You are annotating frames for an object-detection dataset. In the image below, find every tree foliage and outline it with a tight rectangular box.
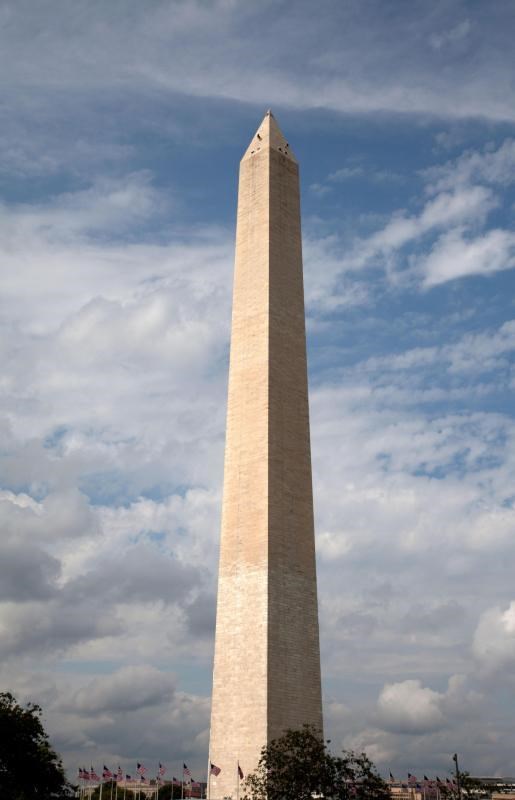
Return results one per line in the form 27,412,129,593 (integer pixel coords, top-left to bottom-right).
243,725,389,800
0,691,73,800
158,782,184,800
89,781,123,800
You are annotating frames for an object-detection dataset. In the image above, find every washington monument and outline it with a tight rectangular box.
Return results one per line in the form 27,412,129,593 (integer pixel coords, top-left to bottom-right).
209,111,323,798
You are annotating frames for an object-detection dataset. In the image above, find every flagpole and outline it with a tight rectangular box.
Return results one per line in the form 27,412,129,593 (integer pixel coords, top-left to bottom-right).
236,762,239,800
100,779,103,800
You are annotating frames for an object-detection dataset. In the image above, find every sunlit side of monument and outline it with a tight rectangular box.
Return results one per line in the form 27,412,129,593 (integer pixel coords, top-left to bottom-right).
208,112,323,799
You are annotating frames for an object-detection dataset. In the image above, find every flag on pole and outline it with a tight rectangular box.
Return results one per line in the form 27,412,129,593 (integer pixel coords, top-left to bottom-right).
103,766,113,779
408,773,418,785
238,765,244,780
137,763,148,776
159,763,166,777
91,767,100,781
116,767,123,782
210,763,221,777
126,775,132,782
78,768,84,780
141,776,146,784
184,764,192,778
83,769,90,781
389,772,395,782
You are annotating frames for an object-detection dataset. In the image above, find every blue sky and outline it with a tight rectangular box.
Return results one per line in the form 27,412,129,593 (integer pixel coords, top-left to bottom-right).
1,0,515,783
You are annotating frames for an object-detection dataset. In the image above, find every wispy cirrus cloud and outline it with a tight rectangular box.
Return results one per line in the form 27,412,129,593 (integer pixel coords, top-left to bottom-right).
1,1,515,122
311,138,515,292
1,0,515,781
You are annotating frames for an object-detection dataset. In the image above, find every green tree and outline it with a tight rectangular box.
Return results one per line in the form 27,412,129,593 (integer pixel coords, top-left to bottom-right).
243,725,389,800
0,691,74,800
158,782,184,800
89,780,119,800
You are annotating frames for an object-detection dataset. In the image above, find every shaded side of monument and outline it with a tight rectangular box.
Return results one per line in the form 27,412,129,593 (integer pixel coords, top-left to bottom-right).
208,111,323,799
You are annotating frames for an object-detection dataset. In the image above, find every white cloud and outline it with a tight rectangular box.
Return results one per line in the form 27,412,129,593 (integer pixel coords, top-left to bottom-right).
421,228,515,286
0,5,515,774
377,679,446,733
1,665,210,775
1,2,515,122
346,185,496,275
473,602,515,671
331,138,515,289
375,675,481,737
358,318,515,376
429,20,471,51
328,166,365,181
69,666,176,714
424,139,515,192
342,727,397,766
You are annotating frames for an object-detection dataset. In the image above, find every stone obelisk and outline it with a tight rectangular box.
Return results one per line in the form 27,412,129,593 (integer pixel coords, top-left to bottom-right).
209,111,322,799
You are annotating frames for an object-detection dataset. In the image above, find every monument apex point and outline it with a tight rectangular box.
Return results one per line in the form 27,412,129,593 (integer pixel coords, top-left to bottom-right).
242,109,297,162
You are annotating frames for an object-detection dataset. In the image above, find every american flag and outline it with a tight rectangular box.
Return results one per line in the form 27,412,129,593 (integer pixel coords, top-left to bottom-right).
159,763,166,777
90,768,100,782
116,767,123,782
408,773,418,785
210,763,221,777
82,769,90,781
172,777,181,785
238,765,244,780
126,775,132,782
183,763,192,778
78,768,84,779
137,763,148,776
140,776,146,784
103,766,113,779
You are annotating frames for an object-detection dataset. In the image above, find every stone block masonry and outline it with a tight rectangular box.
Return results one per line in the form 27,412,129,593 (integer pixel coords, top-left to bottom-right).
208,111,323,800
